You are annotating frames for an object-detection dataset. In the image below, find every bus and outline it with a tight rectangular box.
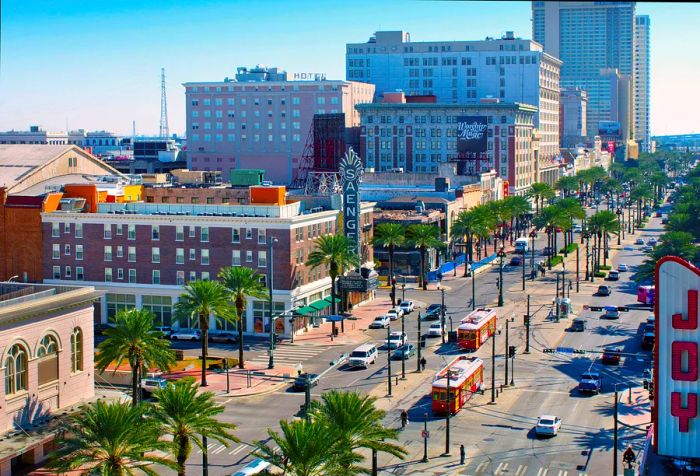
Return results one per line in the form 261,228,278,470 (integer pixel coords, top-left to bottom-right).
515,237,529,254
457,308,497,351
431,356,483,415
637,285,655,305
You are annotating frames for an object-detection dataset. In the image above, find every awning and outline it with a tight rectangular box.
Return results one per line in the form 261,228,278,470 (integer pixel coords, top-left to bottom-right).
294,306,316,316
324,296,341,304
309,299,331,311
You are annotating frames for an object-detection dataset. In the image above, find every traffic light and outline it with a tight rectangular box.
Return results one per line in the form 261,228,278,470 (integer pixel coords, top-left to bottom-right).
509,345,516,358
523,315,530,326
543,348,555,354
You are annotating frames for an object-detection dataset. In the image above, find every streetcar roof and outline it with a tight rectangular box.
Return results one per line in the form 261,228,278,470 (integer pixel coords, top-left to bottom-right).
432,356,482,389
458,308,496,330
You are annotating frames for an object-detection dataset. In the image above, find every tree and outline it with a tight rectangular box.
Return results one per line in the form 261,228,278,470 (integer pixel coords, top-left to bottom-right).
554,198,585,255
533,206,568,269
527,182,555,215
406,224,442,290
503,195,531,241
635,231,699,282
373,223,406,306
306,235,361,316
451,205,493,276
47,400,175,475
151,378,238,476
218,266,269,369
588,210,620,268
95,308,176,406
175,280,235,382
310,390,406,464
486,199,513,252
555,176,579,198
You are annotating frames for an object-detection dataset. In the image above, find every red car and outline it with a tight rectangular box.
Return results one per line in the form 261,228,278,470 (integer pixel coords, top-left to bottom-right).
602,348,622,365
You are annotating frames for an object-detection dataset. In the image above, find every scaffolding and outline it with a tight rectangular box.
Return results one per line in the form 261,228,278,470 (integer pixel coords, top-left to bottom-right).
291,114,347,194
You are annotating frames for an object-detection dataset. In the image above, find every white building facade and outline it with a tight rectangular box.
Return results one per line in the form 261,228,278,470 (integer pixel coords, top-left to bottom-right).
635,15,651,152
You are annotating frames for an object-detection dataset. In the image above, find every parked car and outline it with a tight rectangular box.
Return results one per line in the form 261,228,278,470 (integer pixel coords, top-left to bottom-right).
655,211,663,217
141,377,168,396
618,264,629,272
607,270,620,281
292,373,319,391
427,322,445,337
573,224,583,233
385,331,408,349
602,348,622,365
209,332,237,343
571,318,586,332
604,306,621,319
369,315,391,329
509,256,523,266
170,329,201,341
578,372,602,394
635,238,645,245
398,300,415,314
392,343,416,360
347,344,378,368
535,415,562,437
641,245,653,253
596,285,612,296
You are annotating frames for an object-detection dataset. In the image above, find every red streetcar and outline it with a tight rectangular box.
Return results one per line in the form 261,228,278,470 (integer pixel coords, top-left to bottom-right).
431,356,483,415
457,308,497,351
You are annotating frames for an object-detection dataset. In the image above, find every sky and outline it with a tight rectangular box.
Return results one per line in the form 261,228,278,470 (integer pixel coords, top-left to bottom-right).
0,1,698,137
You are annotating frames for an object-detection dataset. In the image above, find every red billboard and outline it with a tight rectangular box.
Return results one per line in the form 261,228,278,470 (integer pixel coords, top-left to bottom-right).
655,256,700,457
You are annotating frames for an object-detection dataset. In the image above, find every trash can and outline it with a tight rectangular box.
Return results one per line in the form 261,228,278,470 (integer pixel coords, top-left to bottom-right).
448,331,457,343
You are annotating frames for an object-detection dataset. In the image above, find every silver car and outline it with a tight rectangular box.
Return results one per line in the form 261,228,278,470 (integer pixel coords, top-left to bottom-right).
209,332,237,343
170,329,202,341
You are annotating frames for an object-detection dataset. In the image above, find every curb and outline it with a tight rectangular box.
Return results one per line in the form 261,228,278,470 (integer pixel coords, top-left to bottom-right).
220,381,287,398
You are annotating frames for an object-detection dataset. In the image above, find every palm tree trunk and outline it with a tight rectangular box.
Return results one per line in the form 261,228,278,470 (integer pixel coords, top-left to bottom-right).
237,303,245,369
330,274,337,315
603,234,608,267
200,314,209,386
177,436,189,476
553,230,558,267
421,248,427,290
131,362,140,407
389,246,396,306
547,231,552,270
463,235,471,277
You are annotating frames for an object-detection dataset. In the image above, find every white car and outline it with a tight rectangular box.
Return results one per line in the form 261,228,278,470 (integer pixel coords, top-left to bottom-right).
427,322,445,337
385,331,408,349
535,415,562,436
170,329,202,341
618,263,629,272
140,377,168,395
386,307,404,320
399,300,415,314
369,315,391,329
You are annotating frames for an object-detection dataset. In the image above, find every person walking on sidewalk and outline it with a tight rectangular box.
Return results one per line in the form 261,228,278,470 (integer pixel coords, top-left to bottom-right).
400,409,408,429
420,356,427,372
460,444,466,465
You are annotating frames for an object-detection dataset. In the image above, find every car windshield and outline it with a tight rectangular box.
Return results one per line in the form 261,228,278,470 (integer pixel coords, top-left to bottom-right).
539,419,555,425
373,317,385,322
351,351,368,358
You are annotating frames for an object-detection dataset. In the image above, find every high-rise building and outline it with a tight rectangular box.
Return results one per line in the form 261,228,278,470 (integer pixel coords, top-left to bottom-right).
635,15,651,152
532,1,636,142
346,31,562,163
560,87,588,148
183,65,374,184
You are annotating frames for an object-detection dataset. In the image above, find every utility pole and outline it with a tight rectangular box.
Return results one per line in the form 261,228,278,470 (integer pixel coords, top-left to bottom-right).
422,413,429,462
417,312,422,372
555,273,561,322
471,261,476,310
490,325,496,404
505,318,510,386
268,236,279,369
444,368,451,456
441,288,446,344
576,245,580,293
614,388,619,476
401,313,406,379
524,294,531,354
497,247,505,307
387,325,392,397
522,248,526,291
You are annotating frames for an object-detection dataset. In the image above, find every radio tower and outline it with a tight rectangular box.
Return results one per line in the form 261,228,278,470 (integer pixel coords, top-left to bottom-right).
159,68,169,138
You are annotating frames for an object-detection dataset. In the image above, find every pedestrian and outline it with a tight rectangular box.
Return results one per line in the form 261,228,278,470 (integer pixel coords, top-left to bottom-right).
420,356,427,372
460,444,466,465
400,409,408,429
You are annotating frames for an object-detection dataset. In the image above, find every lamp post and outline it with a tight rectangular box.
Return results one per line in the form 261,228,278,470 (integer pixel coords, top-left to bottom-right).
440,288,446,344
401,279,406,303
401,313,406,380
529,230,537,277
387,325,392,397
416,312,423,373
524,294,531,354
521,244,526,291
470,261,476,310
268,236,279,370
616,208,622,245
576,242,580,293
613,384,623,476
504,316,513,386
497,247,506,307
490,323,497,404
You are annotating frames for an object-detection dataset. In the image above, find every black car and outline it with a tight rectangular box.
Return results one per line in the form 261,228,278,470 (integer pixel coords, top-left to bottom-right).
596,285,612,296
292,373,319,391
423,304,445,320
509,256,523,266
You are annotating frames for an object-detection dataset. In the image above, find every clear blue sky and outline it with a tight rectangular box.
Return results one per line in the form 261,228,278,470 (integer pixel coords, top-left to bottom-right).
1,1,697,136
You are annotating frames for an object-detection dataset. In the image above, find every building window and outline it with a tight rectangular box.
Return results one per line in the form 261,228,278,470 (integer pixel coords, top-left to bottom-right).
177,271,185,285
75,223,83,238
142,295,173,326
201,271,210,281
201,249,209,265
36,335,59,386
116,224,123,236
245,228,252,240
128,224,136,240
64,222,70,234
52,266,60,279
152,225,160,240
105,268,113,282
176,248,184,264
232,250,241,266
201,227,209,242
128,246,136,262
117,268,124,280
152,247,160,263
104,246,112,261
4,344,28,395
189,271,197,282
52,223,60,238
52,244,60,260
76,266,84,280
128,269,136,283
106,293,135,321
176,225,184,241
64,266,72,278
189,249,196,261
116,246,123,258
189,226,196,238
246,251,253,262
70,328,83,373
232,228,240,243
104,224,112,239
258,251,267,268
257,229,266,244
152,270,161,285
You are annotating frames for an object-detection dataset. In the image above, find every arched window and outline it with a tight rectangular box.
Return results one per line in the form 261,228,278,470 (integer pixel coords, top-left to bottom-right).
70,328,83,373
37,335,59,386
5,344,28,395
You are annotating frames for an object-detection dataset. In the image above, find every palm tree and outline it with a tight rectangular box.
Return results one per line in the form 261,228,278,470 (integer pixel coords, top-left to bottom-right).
95,308,176,406
634,231,698,282
310,390,406,465
406,224,442,290
218,266,269,369
503,195,531,241
588,210,620,269
555,176,579,198
554,198,585,256
254,418,354,476
373,223,406,306
533,206,568,269
151,377,238,476
527,182,555,215
451,205,493,276
47,400,175,475
175,280,235,383
487,200,513,252
306,235,361,316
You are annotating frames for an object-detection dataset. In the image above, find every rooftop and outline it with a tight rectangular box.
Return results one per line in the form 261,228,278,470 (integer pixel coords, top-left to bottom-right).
0,282,101,326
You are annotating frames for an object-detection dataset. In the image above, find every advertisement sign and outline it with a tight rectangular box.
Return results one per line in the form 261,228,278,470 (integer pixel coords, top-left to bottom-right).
292,72,327,81
456,116,488,153
598,121,622,138
655,256,700,457
502,180,510,198
339,148,364,257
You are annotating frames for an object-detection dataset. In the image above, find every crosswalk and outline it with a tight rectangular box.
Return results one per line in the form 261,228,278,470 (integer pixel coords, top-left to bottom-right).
246,344,333,367
465,460,588,476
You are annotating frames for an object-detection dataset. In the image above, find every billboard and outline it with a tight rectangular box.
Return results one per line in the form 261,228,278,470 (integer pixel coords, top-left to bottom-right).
655,256,700,458
456,116,488,153
339,148,364,257
598,121,622,138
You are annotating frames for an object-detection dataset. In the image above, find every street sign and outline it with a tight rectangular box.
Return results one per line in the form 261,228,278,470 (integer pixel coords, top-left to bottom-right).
421,430,430,438
556,346,575,354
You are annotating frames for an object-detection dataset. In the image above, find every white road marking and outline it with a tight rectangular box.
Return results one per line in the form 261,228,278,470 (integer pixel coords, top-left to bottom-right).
212,444,228,455
536,468,548,476
475,461,490,474
229,444,247,455
515,465,528,476
494,462,508,475
558,471,568,476
196,442,216,454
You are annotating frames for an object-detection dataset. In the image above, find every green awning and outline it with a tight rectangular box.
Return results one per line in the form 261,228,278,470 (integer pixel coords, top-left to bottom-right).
309,299,332,311
294,306,316,316
324,296,341,304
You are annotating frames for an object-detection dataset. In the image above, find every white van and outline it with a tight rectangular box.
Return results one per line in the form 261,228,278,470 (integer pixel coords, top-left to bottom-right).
348,344,378,369
515,237,529,254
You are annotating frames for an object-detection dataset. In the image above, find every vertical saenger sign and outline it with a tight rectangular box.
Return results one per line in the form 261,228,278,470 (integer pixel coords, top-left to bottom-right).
655,256,700,457
339,148,364,257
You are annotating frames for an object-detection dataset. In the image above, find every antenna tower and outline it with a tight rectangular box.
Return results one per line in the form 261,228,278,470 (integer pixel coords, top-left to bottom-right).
159,68,169,138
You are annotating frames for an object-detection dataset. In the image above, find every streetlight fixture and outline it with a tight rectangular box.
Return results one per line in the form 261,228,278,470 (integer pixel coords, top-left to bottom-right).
497,247,506,307
268,236,279,370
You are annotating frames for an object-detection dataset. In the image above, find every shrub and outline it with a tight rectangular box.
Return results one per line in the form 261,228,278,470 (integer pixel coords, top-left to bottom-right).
599,265,612,271
550,255,564,267
594,271,607,278
559,243,579,254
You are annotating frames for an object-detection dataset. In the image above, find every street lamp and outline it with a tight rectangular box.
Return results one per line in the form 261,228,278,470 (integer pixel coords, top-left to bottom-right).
268,236,279,370
616,208,622,245
497,247,506,307
529,230,537,280
504,316,514,386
